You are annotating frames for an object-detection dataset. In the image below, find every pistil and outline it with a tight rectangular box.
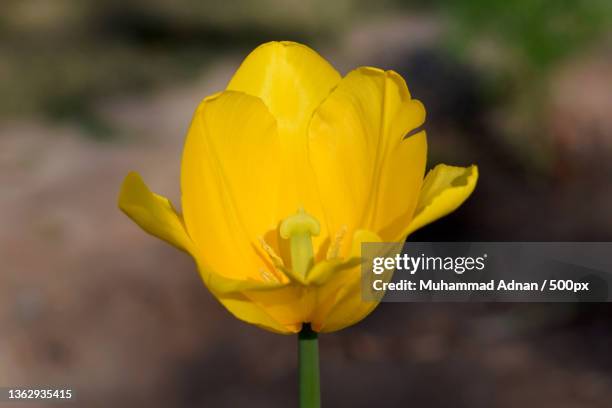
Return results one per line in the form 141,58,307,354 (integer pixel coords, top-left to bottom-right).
280,208,320,278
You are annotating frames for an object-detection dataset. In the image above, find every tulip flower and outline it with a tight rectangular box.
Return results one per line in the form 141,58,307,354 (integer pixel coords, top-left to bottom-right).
118,41,477,407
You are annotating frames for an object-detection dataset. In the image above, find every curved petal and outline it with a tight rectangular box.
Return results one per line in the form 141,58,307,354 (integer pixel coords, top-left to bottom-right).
198,259,308,333
309,67,427,249
227,41,341,252
235,285,306,334
309,230,387,333
212,290,299,334
404,164,479,237
197,260,299,334
181,90,285,283
118,172,194,253
227,41,341,135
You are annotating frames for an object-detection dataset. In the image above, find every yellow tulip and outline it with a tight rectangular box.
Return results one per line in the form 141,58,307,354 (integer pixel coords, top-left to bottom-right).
118,41,478,335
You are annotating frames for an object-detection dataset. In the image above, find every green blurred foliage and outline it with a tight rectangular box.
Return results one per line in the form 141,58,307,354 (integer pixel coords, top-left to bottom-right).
429,0,612,70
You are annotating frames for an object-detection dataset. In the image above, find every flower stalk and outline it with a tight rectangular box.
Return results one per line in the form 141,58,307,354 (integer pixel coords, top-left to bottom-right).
298,323,320,408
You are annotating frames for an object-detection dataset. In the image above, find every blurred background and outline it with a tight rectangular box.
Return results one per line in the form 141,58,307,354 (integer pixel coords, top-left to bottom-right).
2,0,612,407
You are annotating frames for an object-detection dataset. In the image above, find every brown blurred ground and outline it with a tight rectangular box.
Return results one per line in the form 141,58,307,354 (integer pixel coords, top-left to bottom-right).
2,2,612,407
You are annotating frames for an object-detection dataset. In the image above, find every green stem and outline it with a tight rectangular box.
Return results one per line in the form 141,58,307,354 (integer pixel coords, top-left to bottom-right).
298,323,320,408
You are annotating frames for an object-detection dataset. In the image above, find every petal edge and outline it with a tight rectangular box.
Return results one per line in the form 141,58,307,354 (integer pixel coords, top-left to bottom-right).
404,164,478,238
118,171,193,253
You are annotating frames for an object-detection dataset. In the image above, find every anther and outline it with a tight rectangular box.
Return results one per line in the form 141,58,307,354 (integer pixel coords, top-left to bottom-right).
327,225,347,260
258,237,285,268
259,268,278,283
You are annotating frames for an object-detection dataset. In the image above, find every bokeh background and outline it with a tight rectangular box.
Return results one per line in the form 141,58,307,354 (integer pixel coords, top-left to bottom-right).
2,1,612,407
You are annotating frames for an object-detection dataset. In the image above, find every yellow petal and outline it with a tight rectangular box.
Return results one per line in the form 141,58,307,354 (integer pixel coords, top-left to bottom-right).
309,230,386,333
212,290,299,334
180,90,321,333
227,41,341,135
118,171,194,253
234,284,306,333
200,255,306,333
404,164,479,237
227,41,341,253
309,67,427,249
181,90,285,283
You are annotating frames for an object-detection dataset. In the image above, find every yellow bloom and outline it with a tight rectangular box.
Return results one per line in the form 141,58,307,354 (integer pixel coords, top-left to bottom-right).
118,41,478,334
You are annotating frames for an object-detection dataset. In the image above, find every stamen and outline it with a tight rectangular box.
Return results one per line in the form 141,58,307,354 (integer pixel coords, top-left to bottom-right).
259,268,278,282
326,225,348,260
258,237,285,268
